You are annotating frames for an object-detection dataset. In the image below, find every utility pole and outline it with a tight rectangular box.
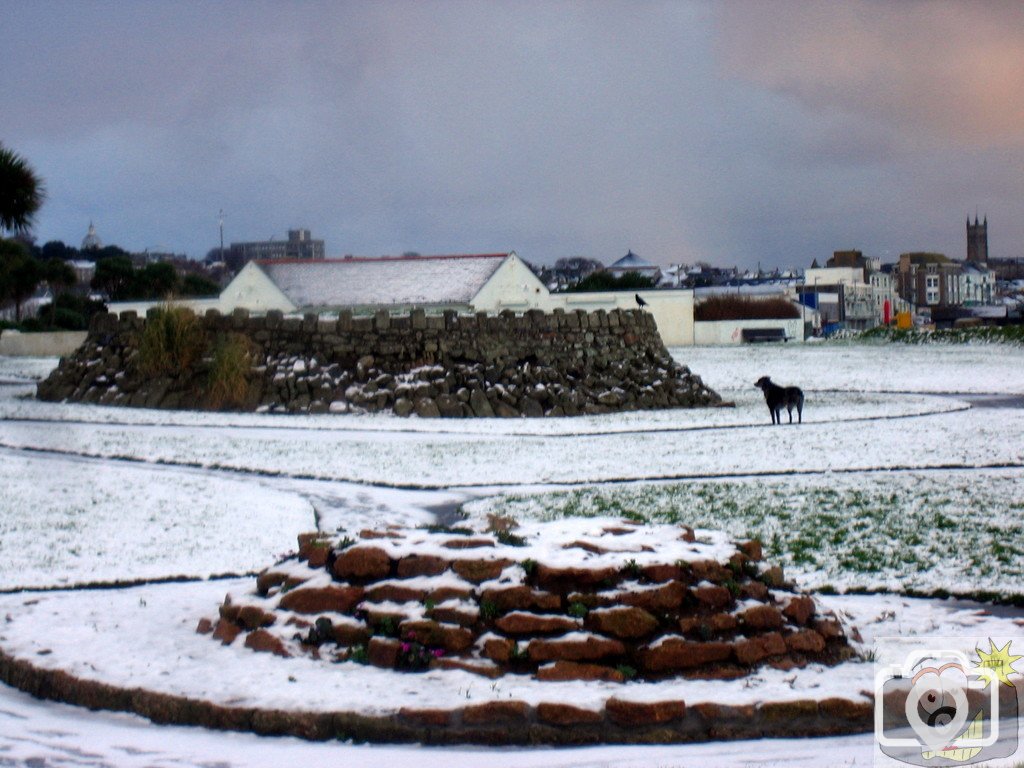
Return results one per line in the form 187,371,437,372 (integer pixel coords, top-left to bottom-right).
219,209,225,263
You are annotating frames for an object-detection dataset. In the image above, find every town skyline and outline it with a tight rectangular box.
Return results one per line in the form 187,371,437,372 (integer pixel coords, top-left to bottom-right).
3,1,1024,268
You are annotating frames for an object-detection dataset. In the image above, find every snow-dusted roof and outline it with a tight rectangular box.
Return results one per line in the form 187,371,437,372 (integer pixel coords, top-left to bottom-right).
608,250,659,272
256,253,511,310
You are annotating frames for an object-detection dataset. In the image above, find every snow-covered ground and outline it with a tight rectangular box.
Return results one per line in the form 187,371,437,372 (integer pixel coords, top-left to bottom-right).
677,342,1024,395
1,343,1023,767
0,450,314,589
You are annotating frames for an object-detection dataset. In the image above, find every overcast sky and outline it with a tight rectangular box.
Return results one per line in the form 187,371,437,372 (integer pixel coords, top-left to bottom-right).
2,1,1023,269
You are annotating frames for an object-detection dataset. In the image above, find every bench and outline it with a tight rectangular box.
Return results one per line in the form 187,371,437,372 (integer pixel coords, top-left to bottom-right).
741,327,788,343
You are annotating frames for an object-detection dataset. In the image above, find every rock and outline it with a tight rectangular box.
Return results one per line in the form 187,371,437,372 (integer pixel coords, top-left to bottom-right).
738,604,783,630
739,581,769,601
495,612,579,635
536,702,604,725
237,605,276,630
329,620,371,646
605,698,686,727
738,539,763,561
367,637,401,668
297,533,332,567
441,537,495,549
452,558,510,582
758,699,818,722
332,546,392,580
414,397,441,418
482,636,515,663
479,586,561,612
528,634,626,663
690,560,732,582
429,604,478,626
585,606,659,639
812,617,844,639
639,637,733,672
520,396,543,417
212,619,241,645
818,697,873,721
469,388,495,417
462,701,530,725
785,629,826,654
618,581,685,612
365,583,427,603
680,612,738,635
692,585,732,610
535,661,625,683
494,401,520,418
244,629,290,657
398,620,474,652
782,596,816,626
733,632,787,665
279,585,364,615
393,397,414,417
398,708,452,727
396,554,450,577
535,565,620,590
426,584,474,602
195,617,214,634
641,563,684,582
436,393,464,418
760,565,785,587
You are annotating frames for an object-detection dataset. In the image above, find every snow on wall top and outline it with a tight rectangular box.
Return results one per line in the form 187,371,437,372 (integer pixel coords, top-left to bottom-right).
256,253,511,310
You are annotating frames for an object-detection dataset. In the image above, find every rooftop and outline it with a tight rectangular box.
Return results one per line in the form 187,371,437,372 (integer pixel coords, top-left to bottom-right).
255,253,511,310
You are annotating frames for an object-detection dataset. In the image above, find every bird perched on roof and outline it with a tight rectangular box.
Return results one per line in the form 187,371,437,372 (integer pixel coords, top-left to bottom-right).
635,294,648,307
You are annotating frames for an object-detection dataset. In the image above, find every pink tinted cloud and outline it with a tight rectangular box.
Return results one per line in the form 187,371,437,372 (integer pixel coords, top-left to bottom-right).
715,1,1024,148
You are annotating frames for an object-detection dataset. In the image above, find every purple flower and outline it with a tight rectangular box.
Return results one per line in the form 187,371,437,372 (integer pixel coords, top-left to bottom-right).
432,648,445,657
401,643,411,652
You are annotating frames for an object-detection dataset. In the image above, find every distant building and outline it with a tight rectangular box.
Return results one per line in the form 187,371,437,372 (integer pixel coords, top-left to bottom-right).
606,250,662,283
955,261,996,306
897,253,959,307
227,229,325,271
81,222,102,251
967,215,988,264
67,260,96,288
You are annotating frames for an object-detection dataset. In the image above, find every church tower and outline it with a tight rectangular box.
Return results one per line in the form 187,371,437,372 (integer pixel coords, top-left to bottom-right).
967,215,988,263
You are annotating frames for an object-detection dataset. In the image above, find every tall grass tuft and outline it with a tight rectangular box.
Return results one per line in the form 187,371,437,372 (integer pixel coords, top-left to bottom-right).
206,332,256,410
136,305,204,377
694,295,800,321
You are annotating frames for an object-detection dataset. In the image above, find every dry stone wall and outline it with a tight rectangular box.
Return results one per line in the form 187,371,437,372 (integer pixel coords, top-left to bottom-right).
206,519,856,683
37,307,721,416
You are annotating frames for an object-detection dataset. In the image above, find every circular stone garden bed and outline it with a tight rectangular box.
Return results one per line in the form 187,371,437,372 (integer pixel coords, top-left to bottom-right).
189,517,874,742
0,518,878,746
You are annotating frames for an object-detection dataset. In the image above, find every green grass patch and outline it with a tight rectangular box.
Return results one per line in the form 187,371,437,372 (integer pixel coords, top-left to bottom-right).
466,471,1024,601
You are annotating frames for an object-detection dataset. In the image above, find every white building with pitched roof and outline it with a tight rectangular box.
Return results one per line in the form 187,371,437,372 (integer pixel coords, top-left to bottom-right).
106,252,708,345
220,251,550,313
107,252,554,316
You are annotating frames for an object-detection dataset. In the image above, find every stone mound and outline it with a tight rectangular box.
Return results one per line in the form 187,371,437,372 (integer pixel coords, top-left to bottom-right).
37,307,722,416
203,518,855,682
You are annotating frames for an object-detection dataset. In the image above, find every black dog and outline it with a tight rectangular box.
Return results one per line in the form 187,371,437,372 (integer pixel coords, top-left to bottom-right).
754,376,803,425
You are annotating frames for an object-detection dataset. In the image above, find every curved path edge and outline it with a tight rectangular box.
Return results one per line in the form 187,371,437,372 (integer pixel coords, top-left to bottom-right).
0,648,872,746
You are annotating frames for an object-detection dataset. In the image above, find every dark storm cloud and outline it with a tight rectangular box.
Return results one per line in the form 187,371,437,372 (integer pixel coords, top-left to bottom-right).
2,1,1023,268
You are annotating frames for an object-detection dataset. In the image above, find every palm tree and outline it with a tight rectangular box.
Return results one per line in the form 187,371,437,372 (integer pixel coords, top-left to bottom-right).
0,142,45,234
